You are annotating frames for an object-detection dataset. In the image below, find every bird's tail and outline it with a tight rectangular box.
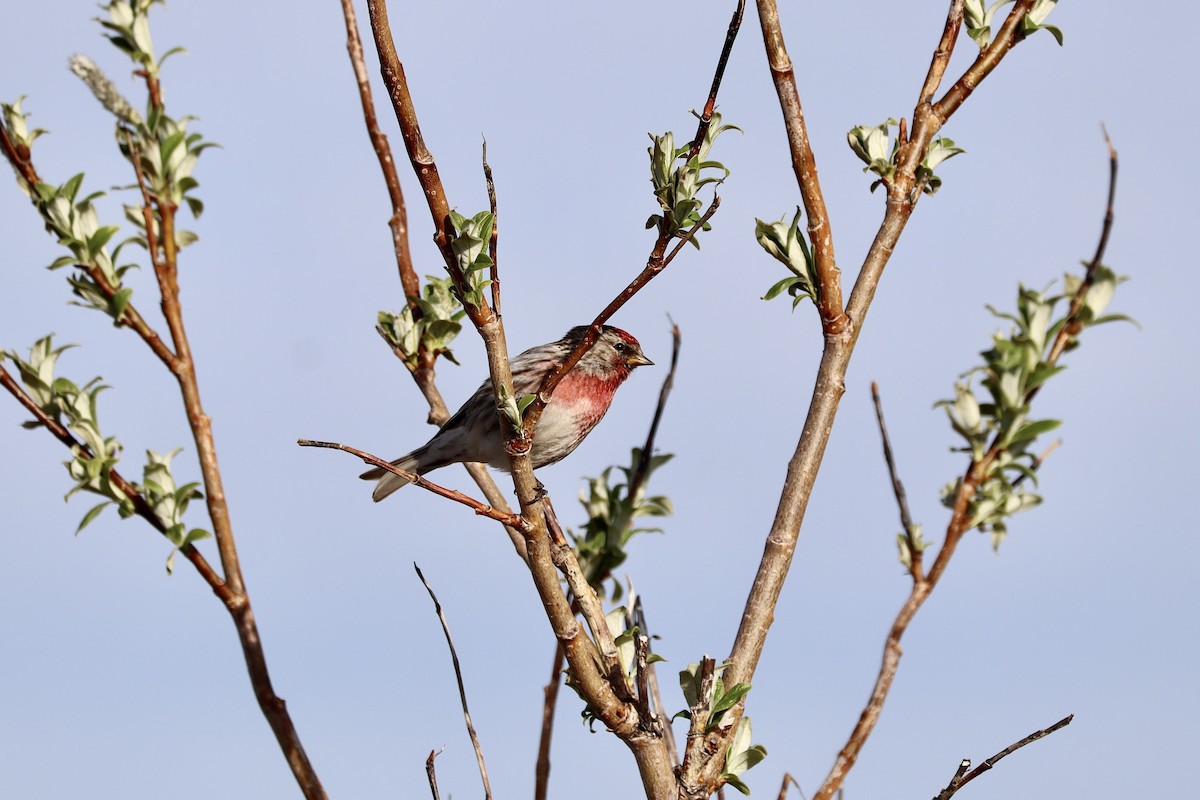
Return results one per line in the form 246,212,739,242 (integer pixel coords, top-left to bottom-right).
360,449,425,502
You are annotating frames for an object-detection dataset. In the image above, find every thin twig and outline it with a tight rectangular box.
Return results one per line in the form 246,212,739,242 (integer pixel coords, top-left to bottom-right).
933,715,1073,800
685,0,746,161
297,438,529,530
534,646,565,800
425,748,443,800
340,0,420,305
1046,127,1117,364
523,198,719,441
483,138,501,315
414,564,494,800
776,773,807,800
871,381,923,582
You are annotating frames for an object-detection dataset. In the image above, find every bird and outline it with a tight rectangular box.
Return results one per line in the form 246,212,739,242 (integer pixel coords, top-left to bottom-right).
362,325,653,501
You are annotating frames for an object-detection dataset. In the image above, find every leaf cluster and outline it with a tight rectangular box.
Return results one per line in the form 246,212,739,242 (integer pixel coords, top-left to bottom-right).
937,267,1128,548
378,275,466,368
572,447,674,600
756,207,819,309
847,119,964,195
646,112,738,245
965,0,1062,49
447,210,494,310
2,337,207,568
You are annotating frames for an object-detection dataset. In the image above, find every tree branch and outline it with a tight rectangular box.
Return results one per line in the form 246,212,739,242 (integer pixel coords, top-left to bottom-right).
871,381,923,582
933,715,1073,800
534,646,565,800
340,0,421,305
414,563,494,800
754,0,846,333
297,438,530,530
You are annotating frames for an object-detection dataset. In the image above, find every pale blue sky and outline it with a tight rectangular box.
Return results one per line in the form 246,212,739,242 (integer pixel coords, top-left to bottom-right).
2,2,1195,798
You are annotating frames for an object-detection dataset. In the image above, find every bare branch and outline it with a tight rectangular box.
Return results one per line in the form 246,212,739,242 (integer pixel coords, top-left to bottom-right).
297,438,530,530
685,0,746,161
425,748,443,800
414,564,494,800
934,715,1074,800
534,646,565,800
339,0,420,304
776,773,808,800
483,138,501,314
871,381,923,582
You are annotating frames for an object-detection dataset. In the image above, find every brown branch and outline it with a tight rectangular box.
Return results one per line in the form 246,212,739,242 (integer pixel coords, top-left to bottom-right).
933,0,1036,123
776,773,807,800
425,748,443,800
340,0,421,305
871,381,923,582
693,3,1048,797
297,438,529,530
534,646,565,800
365,0,491,327
934,715,1074,800
0,361,227,597
917,1,965,107
414,563,494,800
755,0,846,333
483,138,501,315
150,159,326,800
685,0,745,161
347,1,525,562
543,497,629,695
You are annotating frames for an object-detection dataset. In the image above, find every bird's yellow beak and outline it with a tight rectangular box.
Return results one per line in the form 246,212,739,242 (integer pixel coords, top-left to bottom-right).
626,351,654,368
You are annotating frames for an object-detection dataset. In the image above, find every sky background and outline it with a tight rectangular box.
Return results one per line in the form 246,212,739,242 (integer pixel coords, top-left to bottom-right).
2,2,1195,798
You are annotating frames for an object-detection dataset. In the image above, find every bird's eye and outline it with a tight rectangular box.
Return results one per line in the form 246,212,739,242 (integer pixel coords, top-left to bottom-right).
614,342,627,353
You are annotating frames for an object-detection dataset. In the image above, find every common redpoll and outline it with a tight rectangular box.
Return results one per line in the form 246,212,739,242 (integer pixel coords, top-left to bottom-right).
362,325,653,501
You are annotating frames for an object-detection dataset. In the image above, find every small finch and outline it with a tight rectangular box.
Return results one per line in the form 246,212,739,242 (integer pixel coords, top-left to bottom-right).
362,325,653,501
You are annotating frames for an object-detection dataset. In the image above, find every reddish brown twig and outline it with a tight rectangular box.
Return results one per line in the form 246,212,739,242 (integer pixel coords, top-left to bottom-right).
522,198,719,442
414,564,494,800
340,0,420,305
534,646,566,800
425,748,443,800
297,438,530,530
685,0,745,161
871,381,923,582
934,715,1073,800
